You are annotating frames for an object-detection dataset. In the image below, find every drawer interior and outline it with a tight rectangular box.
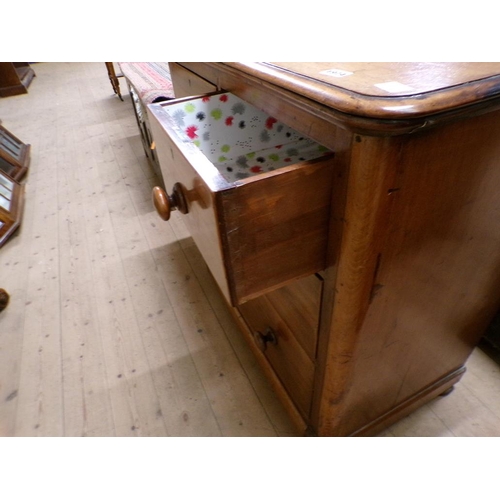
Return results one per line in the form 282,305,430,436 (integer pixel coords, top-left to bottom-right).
163,92,331,183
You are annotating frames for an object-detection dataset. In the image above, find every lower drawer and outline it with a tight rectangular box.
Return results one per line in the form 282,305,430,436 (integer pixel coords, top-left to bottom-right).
237,273,323,417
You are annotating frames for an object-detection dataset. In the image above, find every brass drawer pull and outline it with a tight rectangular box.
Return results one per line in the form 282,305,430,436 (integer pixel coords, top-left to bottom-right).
152,182,188,221
254,327,278,352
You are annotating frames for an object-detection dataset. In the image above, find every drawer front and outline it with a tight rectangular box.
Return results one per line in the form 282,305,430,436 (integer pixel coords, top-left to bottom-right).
147,92,336,305
169,63,218,98
238,273,323,417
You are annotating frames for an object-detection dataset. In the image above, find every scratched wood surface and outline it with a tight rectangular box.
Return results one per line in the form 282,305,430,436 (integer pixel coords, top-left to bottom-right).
0,62,499,437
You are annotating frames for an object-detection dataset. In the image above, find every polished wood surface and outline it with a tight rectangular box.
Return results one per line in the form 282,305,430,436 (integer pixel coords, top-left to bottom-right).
181,62,500,135
167,62,500,436
152,183,188,221
0,63,35,98
233,62,500,118
319,110,500,436
268,62,500,96
152,185,171,221
219,156,335,303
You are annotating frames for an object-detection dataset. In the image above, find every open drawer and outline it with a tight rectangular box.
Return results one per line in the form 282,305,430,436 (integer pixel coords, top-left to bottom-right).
147,92,336,305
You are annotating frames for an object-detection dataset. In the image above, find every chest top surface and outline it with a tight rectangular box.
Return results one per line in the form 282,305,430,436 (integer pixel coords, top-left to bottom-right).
219,62,500,122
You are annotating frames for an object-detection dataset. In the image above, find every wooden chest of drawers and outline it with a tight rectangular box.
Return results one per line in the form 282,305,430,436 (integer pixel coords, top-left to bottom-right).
148,62,500,436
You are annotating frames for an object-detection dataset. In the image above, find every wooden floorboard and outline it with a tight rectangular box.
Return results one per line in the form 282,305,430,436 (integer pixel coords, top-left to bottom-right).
0,62,499,437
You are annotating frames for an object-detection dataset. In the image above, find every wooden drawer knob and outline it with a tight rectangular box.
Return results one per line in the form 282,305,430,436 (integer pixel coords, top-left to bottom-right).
152,182,188,221
253,327,278,352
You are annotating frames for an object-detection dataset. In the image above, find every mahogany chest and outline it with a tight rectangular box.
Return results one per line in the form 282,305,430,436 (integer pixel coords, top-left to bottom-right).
147,62,500,436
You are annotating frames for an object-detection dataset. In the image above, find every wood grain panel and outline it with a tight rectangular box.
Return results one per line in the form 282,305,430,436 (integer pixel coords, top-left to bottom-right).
238,274,323,417
169,63,218,98
317,109,500,436
219,157,335,303
180,62,500,135
261,273,323,360
227,62,500,121
269,62,500,97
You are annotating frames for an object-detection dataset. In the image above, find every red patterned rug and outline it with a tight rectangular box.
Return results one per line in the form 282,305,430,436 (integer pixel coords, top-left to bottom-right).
118,62,175,104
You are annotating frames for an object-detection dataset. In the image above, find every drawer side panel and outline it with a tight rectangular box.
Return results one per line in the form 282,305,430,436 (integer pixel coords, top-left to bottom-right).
148,105,232,302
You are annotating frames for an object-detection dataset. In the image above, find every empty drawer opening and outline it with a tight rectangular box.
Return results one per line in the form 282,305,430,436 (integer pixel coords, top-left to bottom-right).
164,92,332,183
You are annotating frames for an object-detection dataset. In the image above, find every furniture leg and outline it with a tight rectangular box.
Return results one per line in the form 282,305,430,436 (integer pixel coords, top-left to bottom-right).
0,289,9,312
105,63,123,101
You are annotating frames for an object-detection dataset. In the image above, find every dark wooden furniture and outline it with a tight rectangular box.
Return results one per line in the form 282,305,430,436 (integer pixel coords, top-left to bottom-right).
481,309,500,363
0,171,24,247
0,288,9,312
0,125,30,181
105,62,123,101
147,62,500,436
0,63,35,98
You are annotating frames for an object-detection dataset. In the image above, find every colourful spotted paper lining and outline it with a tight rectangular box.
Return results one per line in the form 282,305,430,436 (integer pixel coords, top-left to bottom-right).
165,93,332,183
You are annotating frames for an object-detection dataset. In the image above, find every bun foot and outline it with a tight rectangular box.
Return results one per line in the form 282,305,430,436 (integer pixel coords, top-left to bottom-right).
439,385,455,397
0,289,10,312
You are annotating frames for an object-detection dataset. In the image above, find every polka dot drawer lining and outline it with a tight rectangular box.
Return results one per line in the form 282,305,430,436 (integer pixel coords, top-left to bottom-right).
165,92,332,183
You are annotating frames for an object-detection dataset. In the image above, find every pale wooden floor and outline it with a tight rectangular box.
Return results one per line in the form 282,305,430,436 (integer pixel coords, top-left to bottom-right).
1,62,499,437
